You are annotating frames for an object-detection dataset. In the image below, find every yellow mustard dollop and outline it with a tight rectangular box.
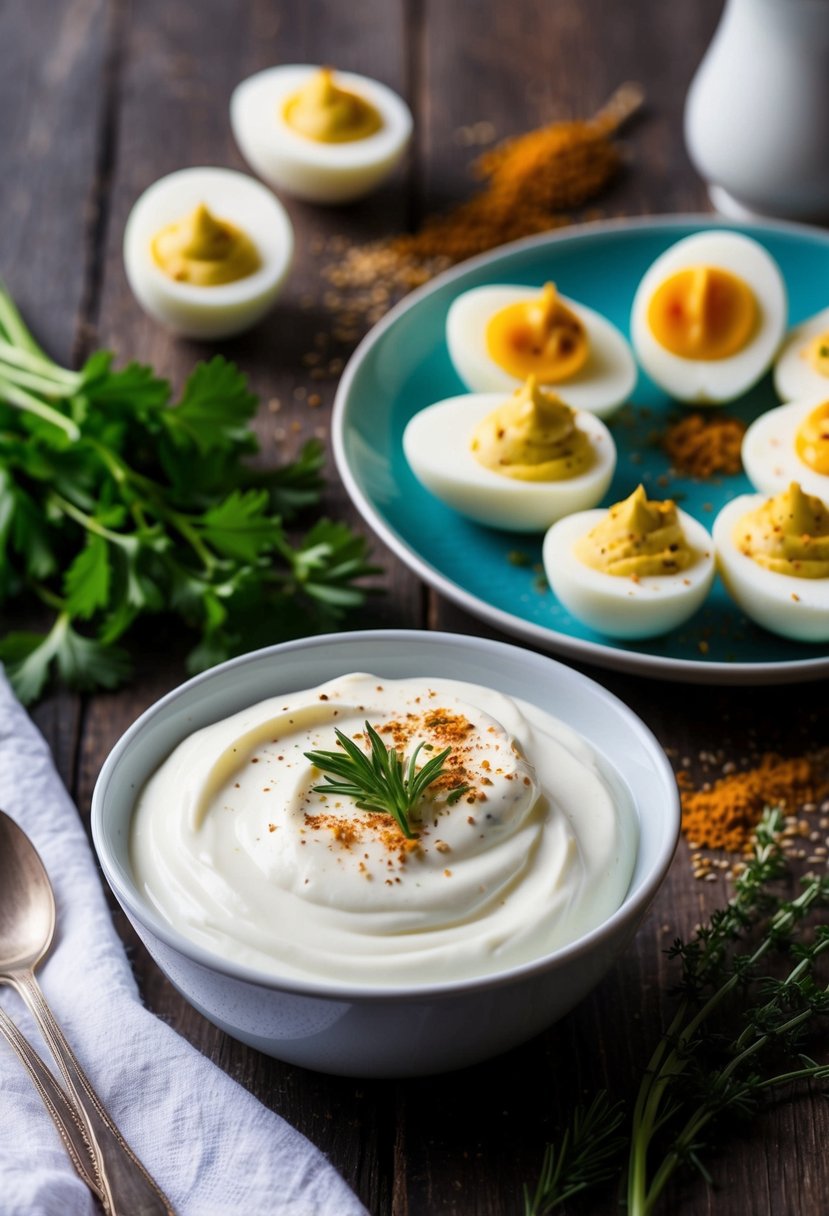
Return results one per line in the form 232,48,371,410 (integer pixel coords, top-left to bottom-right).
470,376,595,482
647,265,757,360
806,332,829,378
151,203,261,286
574,484,694,577
485,283,589,383
733,482,829,579
795,401,829,476
283,67,383,143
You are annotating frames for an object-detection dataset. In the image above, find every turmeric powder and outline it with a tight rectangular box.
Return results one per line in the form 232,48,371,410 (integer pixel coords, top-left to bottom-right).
680,751,829,853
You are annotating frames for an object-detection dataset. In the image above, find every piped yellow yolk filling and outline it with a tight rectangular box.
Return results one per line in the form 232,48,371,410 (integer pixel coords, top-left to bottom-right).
795,401,829,476
734,482,829,578
647,265,757,360
151,203,261,286
283,67,383,143
485,283,589,383
574,484,694,577
470,375,595,482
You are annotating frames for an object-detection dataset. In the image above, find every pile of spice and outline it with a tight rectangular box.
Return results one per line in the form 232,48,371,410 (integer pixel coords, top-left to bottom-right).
662,411,746,479
679,749,829,879
318,82,644,332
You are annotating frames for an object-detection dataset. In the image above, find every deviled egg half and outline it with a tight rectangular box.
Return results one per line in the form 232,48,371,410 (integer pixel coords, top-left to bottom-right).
542,485,715,638
630,231,787,403
446,282,637,419
774,306,829,401
742,395,829,500
713,482,829,642
230,65,413,204
403,376,616,532
123,167,294,339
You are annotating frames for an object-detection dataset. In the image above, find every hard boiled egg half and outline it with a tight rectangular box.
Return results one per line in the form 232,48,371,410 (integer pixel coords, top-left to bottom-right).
123,167,293,339
542,485,715,638
774,306,829,401
403,376,616,532
742,394,829,500
446,282,636,419
630,231,787,403
713,482,829,642
230,65,413,204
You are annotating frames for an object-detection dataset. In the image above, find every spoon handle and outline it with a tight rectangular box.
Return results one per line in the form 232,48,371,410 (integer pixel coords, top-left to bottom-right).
0,1006,105,1202
9,970,175,1216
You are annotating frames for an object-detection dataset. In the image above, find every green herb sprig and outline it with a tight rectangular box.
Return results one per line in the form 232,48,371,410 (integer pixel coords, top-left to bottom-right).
304,720,469,838
0,282,378,703
525,806,829,1216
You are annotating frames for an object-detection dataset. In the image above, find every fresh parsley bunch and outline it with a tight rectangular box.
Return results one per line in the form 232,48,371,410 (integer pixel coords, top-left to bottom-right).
0,283,377,703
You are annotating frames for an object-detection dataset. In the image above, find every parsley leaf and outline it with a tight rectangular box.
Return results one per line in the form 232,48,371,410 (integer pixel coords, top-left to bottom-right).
0,284,379,704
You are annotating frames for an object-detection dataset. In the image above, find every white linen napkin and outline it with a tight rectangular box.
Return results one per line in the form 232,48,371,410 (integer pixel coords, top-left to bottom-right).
0,672,368,1216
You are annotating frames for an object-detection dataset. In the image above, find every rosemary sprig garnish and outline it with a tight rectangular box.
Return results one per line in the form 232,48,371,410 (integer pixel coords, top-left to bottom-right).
304,720,469,839
523,1092,626,1216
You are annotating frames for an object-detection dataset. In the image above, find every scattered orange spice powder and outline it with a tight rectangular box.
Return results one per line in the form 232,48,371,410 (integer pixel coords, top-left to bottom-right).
319,83,644,322
662,412,746,479
679,751,829,853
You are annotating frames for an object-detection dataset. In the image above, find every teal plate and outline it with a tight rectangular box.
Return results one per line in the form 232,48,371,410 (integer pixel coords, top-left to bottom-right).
333,216,829,684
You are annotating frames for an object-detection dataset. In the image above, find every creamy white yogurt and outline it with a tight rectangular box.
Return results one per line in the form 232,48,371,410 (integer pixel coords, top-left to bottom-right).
130,673,637,987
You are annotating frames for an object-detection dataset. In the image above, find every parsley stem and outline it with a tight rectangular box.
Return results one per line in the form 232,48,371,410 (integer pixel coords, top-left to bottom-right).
0,282,45,358
0,373,80,440
0,335,80,386
48,492,138,551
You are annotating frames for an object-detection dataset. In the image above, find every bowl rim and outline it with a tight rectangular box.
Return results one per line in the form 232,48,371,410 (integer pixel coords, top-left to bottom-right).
91,629,680,1003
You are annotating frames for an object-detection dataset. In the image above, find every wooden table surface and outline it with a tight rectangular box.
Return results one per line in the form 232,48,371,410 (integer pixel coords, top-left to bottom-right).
3,2,828,1213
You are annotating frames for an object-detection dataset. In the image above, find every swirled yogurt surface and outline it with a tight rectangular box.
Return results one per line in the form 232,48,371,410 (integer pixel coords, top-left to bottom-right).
130,673,637,987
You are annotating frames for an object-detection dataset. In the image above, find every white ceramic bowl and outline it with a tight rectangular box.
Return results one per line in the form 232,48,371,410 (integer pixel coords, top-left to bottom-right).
123,166,294,339
91,630,679,1078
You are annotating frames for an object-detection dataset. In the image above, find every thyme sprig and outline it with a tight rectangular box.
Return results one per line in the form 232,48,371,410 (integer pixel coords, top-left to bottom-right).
304,720,469,839
526,806,829,1215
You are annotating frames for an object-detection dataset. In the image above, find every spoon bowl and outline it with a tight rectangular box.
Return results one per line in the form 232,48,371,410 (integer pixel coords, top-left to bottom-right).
0,812,56,972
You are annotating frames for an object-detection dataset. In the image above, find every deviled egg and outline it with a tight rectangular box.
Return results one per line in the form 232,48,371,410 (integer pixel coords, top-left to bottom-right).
542,485,715,638
230,65,413,204
773,306,829,401
123,167,293,339
630,231,787,403
742,395,829,499
713,482,829,642
403,376,616,532
445,282,636,419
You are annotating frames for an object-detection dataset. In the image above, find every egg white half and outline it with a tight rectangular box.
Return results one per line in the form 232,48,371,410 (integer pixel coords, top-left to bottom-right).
445,285,637,419
742,396,829,499
773,306,829,401
403,393,616,532
123,167,294,339
713,494,829,642
630,231,787,403
542,508,715,638
230,65,413,204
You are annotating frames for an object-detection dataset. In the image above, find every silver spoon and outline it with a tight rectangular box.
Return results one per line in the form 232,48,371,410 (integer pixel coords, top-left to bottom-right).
0,809,174,1215
0,1004,104,1200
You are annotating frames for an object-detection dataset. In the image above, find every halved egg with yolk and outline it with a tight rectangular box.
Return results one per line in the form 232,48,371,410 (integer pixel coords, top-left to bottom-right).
446,283,637,419
403,378,616,532
630,231,786,403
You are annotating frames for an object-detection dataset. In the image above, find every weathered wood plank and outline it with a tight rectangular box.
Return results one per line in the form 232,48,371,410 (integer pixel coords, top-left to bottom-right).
0,0,113,788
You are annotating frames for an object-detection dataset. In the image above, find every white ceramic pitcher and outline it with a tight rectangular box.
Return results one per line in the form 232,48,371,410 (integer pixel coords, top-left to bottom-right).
685,0,829,222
